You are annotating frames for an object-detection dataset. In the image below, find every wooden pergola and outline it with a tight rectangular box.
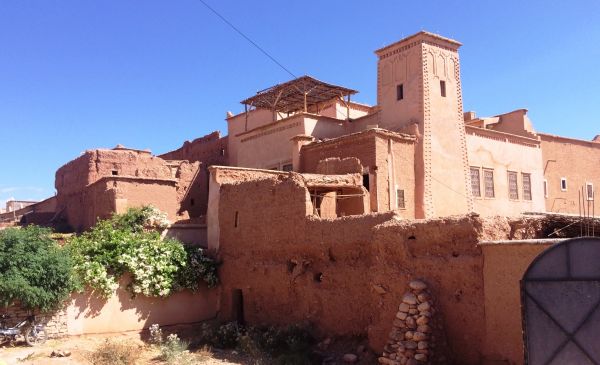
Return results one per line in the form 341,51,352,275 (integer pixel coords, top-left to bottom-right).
240,75,357,123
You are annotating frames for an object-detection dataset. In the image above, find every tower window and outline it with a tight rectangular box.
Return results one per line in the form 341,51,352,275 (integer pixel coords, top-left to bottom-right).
543,179,548,198
560,177,567,191
396,84,404,101
440,80,446,97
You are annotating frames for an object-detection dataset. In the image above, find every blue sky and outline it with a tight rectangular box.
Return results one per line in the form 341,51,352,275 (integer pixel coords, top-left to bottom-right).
1,0,599,205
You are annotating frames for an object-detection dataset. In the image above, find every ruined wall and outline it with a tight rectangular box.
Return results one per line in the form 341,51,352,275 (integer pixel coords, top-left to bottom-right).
55,148,201,230
301,129,415,217
159,131,228,167
540,133,600,214
215,170,524,364
63,177,178,231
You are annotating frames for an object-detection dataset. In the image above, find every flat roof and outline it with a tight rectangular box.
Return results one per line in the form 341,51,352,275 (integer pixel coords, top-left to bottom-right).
241,75,357,114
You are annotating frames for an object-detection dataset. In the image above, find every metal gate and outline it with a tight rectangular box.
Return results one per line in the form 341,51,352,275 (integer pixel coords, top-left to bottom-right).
522,237,600,364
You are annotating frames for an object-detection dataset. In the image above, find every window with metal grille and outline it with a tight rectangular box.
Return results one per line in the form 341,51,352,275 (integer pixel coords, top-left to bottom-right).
484,169,495,198
587,183,594,201
470,167,481,197
522,173,532,200
397,189,405,209
508,171,519,200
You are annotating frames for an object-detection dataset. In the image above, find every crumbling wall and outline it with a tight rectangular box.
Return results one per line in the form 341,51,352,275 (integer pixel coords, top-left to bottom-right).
215,170,497,364
160,131,228,167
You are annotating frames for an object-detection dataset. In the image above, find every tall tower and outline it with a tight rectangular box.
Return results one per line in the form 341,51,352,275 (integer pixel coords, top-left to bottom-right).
375,31,473,218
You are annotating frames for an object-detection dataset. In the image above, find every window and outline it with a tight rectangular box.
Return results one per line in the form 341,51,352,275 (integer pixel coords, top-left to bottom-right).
470,167,481,197
220,148,226,156
282,164,293,172
508,171,519,200
234,211,239,228
396,84,404,101
560,177,567,191
362,173,370,191
587,183,594,201
543,179,548,198
440,80,446,97
522,173,532,200
484,169,495,198
111,170,118,176
397,189,405,209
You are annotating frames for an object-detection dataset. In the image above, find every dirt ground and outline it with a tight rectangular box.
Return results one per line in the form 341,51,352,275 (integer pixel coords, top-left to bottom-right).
0,333,377,365
0,334,247,365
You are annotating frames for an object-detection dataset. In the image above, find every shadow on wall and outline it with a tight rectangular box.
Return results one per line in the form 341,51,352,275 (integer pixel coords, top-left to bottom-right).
66,276,218,335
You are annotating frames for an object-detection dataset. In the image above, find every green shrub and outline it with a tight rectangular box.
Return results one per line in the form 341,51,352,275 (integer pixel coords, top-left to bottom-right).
66,207,218,298
0,226,75,311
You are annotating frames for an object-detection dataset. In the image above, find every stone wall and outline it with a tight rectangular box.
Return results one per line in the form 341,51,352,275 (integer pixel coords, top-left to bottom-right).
3,304,68,338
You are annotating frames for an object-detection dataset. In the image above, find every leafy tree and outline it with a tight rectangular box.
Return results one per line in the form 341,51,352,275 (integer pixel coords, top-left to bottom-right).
0,226,75,311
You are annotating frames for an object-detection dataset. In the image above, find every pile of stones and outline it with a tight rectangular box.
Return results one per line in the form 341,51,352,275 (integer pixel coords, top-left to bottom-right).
379,280,434,365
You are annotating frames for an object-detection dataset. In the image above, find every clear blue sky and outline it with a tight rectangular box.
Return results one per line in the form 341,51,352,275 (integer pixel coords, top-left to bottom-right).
1,0,599,205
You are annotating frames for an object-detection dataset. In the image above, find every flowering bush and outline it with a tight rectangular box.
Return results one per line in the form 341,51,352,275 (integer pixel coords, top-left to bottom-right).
67,207,218,298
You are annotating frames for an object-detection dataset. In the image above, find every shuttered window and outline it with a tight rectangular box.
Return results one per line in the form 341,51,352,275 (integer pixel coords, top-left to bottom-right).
484,169,495,198
522,173,532,200
397,189,405,209
508,171,519,200
470,167,481,197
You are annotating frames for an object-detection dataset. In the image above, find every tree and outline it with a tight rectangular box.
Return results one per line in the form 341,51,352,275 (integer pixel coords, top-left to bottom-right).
0,226,75,311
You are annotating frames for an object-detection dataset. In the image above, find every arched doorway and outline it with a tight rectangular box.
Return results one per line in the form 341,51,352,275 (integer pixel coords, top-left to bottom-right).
522,237,600,364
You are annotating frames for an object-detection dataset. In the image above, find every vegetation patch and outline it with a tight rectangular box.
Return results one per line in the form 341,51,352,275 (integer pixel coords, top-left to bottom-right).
67,206,218,298
0,226,75,311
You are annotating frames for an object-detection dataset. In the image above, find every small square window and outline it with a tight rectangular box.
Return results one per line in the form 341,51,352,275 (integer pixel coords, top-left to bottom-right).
440,80,446,97
396,84,404,101
560,178,567,191
111,170,118,176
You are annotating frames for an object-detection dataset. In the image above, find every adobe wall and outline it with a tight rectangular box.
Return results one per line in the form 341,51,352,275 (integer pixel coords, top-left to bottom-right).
301,129,416,217
159,131,228,167
66,277,217,335
466,127,545,216
540,133,600,214
55,148,204,230
215,169,547,364
65,177,178,231
480,241,550,365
